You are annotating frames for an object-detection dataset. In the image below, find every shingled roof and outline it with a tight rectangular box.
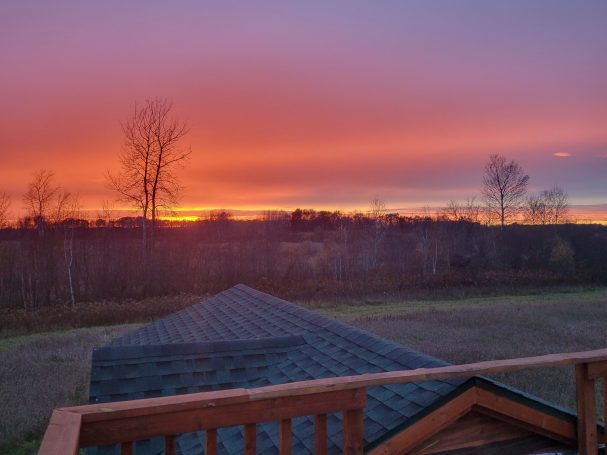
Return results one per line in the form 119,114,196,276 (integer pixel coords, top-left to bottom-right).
89,284,575,455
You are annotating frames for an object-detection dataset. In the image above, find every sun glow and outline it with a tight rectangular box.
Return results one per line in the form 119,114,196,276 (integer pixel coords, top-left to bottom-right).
159,215,200,222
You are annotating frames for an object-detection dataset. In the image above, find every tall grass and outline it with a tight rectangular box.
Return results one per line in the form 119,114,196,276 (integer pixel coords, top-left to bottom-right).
351,296,607,411
0,326,136,451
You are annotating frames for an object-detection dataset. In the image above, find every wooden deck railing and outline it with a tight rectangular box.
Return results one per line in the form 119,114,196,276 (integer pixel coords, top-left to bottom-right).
39,348,607,455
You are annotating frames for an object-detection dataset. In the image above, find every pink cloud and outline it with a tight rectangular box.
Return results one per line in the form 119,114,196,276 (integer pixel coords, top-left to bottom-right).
553,152,571,158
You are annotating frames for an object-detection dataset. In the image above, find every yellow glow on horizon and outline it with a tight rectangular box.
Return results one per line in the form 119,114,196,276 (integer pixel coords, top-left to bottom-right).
159,215,200,222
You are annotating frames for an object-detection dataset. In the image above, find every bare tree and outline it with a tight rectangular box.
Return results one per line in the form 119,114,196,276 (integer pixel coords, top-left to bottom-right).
525,185,569,225
108,103,155,249
367,196,386,270
60,195,81,307
149,99,190,236
0,192,10,227
95,200,115,226
368,196,386,220
23,169,59,235
524,193,546,225
108,98,190,251
443,197,482,223
52,189,79,224
544,185,568,224
482,154,530,228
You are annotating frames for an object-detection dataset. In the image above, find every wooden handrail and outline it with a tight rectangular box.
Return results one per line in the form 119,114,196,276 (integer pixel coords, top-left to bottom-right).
249,347,607,399
38,347,607,455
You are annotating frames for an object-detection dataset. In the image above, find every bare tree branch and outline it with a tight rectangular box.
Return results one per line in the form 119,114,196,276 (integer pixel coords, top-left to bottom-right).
482,154,530,228
107,98,191,253
22,169,59,235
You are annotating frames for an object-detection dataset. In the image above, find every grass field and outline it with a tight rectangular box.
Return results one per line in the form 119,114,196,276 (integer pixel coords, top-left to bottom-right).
0,325,140,455
340,288,607,413
1,287,607,454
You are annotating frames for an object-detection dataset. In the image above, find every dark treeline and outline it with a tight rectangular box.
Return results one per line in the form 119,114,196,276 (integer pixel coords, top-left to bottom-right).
1,210,607,309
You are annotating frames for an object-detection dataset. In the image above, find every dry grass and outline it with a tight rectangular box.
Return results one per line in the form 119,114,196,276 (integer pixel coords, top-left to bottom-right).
0,325,139,453
347,293,607,411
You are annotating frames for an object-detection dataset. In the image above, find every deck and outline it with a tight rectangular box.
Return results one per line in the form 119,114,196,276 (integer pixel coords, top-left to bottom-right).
39,348,607,455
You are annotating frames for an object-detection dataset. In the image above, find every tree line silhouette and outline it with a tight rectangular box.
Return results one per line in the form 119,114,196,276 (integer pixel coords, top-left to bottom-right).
1,210,606,310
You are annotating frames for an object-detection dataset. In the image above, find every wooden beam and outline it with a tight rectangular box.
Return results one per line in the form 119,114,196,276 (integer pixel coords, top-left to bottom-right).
66,388,249,423
342,408,364,455
576,363,598,455
371,385,578,455
279,418,292,455
411,411,538,454
475,388,576,445
244,424,256,455
205,429,217,455
79,388,366,447
315,414,328,455
38,410,81,455
368,387,477,455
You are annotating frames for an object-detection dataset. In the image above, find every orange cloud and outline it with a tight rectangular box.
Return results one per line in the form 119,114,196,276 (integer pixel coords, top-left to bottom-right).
553,152,571,158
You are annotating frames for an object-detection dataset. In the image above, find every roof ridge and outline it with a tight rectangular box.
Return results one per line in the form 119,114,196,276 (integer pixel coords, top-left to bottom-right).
97,334,305,361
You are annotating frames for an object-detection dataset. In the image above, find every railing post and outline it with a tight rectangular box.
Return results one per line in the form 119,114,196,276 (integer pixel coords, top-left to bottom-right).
279,418,292,454
604,379,607,439
164,434,176,455
342,406,364,455
315,414,328,455
205,429,217,455
120,441,133,455
244,423,256,455
576,363,598,455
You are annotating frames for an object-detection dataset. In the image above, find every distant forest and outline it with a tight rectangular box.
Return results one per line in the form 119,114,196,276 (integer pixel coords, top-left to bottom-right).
1,210,606,309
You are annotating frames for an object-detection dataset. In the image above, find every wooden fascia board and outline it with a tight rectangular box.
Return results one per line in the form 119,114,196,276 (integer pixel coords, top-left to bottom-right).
474,387,577,446
367,385,577,455
367,388,478,455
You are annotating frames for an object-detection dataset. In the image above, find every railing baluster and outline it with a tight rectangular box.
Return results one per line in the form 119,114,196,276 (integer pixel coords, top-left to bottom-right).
280,418,292,454
205,428,217,455
576,363,598,455
604,378,607,435
342,408,364,455
165,434,176,455
120,441,133,455
244,423,256,455
315,414,328,455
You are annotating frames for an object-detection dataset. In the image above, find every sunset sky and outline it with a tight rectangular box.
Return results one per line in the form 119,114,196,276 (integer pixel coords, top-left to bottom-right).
1,1,606,220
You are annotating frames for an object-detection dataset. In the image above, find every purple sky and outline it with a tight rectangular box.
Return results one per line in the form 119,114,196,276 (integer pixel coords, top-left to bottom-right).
1,1,606,217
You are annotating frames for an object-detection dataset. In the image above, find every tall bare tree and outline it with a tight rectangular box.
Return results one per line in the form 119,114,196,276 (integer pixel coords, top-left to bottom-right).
108,98,190,251
149,99,190,235
482,154,530,228
0,192,10,227
23,169,59,235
